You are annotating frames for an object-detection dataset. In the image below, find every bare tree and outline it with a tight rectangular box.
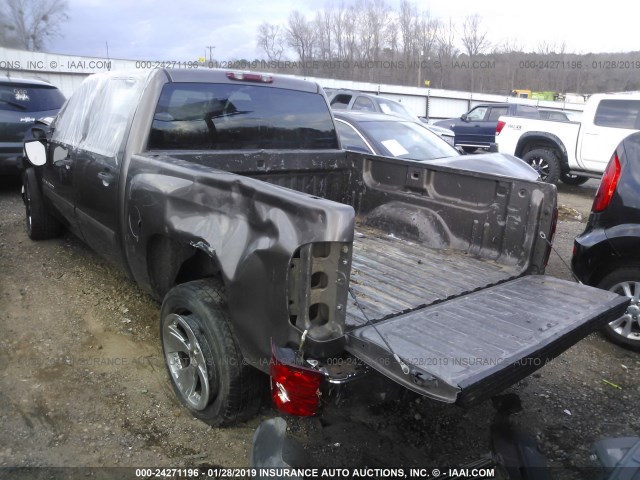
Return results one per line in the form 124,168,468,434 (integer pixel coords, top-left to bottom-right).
364,0,390,61
460,14,490,90
461,14,489,57
398,0,417,60
286,11,316,74
1,0,69,51
435,18,458,88
492,38,525,94
314,9,333,61
331,3,348,61
256,22,285,61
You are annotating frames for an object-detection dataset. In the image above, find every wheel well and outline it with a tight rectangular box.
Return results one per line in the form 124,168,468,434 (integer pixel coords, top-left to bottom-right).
147,235,222,300
517,140,567,170
588,260,640,288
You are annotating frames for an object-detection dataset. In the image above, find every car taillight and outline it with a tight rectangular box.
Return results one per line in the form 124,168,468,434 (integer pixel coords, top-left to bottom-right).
496,120,506,135
270,344,322,416
226,71,273,83
592,152,621,212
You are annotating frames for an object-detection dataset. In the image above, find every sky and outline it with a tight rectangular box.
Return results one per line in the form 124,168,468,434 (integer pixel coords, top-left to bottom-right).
46,0,640,61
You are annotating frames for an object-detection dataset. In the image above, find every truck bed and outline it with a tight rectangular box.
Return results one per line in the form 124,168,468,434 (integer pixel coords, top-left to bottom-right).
346,226,520,329
345,228,627,407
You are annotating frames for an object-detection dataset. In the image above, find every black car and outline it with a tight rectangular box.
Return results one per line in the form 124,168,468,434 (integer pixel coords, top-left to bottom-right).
0,76,65,174
572,132,640,350
434,103,540,152
333,111,539,180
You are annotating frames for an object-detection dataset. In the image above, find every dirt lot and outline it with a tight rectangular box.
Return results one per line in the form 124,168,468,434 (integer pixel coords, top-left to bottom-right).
1,176,639,479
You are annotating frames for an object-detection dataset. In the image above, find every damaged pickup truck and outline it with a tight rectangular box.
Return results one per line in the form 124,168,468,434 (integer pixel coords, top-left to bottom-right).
22,69,628,426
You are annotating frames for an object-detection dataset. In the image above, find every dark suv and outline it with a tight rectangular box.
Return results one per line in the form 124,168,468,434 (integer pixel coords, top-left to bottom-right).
0,76,65,174
572,132,640,350
434,103,540,152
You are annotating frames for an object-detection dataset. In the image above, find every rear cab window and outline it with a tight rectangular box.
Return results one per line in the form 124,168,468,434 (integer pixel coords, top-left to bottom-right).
514,105,540,118
488,107,508,121
0,83,65,112
148,83,338,150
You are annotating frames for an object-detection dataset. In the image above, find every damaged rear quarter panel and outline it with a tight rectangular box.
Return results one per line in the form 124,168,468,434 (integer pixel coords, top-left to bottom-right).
123,153,355,368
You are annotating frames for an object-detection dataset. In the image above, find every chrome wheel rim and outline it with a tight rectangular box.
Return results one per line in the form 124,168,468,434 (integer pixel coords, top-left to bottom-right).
162,313,212,410
608,281,640,342
528,157,550,180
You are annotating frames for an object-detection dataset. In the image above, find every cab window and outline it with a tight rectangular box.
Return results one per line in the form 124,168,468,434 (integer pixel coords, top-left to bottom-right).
594,100,640,129
148,83,338,150
465,107,487,122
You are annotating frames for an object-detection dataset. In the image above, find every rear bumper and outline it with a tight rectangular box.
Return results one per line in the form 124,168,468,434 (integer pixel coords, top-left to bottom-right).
571,227,617,285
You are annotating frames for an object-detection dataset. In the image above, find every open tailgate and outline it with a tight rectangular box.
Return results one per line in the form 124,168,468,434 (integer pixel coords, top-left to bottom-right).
346,275,629,406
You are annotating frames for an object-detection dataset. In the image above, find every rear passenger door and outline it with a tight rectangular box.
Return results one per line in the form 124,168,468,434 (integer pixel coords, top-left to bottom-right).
483,106,508,144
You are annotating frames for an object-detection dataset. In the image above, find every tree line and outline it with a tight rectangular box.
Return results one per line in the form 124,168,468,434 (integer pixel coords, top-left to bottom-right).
255,0,640,95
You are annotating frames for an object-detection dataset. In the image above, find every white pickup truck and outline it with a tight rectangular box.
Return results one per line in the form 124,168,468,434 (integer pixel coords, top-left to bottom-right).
493,93,640,184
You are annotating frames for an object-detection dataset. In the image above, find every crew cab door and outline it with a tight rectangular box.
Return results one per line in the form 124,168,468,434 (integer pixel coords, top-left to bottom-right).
40,79,100,239
579,98,640,171
73,74,147,269
347,276,628,406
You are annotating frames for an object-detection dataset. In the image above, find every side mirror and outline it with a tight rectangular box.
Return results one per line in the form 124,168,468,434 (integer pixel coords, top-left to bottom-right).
460,113,469,122
24,140,47,167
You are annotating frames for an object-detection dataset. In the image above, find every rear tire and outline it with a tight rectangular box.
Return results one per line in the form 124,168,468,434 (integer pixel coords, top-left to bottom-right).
597,268,640,352
560,173,590,186
521,149,560,184
160,278,265,426
461,146,477,154
22,168,62,240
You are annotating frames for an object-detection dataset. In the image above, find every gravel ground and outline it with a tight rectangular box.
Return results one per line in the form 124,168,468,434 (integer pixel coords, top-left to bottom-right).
1,175,638,479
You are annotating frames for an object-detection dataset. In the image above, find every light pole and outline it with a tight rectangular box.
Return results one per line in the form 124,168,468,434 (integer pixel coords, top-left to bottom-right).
206,46,216,65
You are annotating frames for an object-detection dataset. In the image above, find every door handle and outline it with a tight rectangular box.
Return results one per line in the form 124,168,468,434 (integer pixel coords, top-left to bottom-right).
97,171,115,187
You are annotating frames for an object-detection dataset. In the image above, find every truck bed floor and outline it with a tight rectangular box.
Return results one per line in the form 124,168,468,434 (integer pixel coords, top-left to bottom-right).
346,227,521,329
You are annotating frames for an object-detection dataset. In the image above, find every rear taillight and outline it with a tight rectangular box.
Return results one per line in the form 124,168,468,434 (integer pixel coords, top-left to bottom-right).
496,120,506,135
226,71,273,83
270,345,322,416
592,152,621,212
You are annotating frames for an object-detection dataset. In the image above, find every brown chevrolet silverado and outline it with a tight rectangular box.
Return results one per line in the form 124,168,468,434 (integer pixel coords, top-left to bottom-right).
21,68,628,427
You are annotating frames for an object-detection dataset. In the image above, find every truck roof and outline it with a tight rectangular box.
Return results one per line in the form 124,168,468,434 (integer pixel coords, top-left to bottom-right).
587,92,640,101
